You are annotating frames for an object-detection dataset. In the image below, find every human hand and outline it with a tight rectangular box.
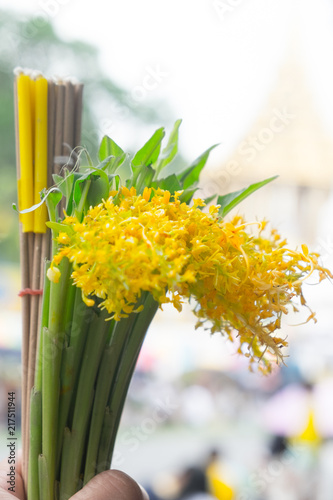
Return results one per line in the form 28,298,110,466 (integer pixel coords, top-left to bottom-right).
0,451,149,500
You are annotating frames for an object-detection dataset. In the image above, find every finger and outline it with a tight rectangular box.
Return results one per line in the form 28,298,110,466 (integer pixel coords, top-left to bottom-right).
0,450,25,499
70,470,149,500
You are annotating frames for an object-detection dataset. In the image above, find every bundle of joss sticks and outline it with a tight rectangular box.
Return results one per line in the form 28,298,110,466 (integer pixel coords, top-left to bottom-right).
13,69,83,485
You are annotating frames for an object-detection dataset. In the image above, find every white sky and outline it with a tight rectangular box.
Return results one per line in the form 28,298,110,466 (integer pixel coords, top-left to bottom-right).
2,0,333,164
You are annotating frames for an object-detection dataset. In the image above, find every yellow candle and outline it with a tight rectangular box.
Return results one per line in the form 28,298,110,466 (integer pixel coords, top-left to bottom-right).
30,77,36,160
34,77,48,233
17,74,34,233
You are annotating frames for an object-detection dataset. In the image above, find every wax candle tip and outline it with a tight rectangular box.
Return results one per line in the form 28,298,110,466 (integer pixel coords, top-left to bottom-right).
13,67,24,76
31,70,44,80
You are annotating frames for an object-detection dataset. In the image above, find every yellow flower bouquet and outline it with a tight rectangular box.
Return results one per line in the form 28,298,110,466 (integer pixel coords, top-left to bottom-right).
14,73,331,500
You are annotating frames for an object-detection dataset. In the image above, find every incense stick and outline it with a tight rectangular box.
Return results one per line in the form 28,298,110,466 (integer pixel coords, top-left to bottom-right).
37,76,53,361
27,232,42,420
14,69,84,496
54,83,65,176
46,80,56,259
20,232,31,487
60,81,75,213
63,80,75,156
74,83,84,152
24,231,34,483
14,73,31,488
47,80,56,190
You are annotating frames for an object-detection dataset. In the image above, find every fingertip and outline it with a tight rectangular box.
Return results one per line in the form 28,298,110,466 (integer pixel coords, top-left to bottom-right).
71,469,149,500
138,483,150,500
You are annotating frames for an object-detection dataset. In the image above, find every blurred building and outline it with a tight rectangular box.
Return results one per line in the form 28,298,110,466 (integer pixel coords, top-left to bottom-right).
198,39,333,391
201,40,333,246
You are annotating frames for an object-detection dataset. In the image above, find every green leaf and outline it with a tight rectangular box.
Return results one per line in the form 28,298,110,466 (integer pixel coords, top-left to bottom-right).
113,174,120,191
46,189,63,222
96,155,114,172
217,175,278,218
46,221,74,235
110,153,127,173
155,119,182,175
131,127,165,170
53,173,63,186
72,177,95,213
152,174,182,193
98,137,126,174
136,165,155,193
99,135,124,162
86,176,110,207
178,144,218,190
53,172,75,202
84,172,120,196
203,194,218,205
73,179,85,207
179,187,198,204
69,167,109,213
79,147,94,167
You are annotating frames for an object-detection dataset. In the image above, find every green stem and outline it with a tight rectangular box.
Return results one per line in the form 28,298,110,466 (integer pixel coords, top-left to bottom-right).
38,455,51,500
56,345,75,474
41,257,71,500
56,290,93,473
48,258,71,334
82,346,114,485
97,293,159,472
95,407,113,473
76,180,91,219
28,389,42,500
59,309,110,500
62,279,76,342
35,261,51,393
28,261,51,499
92,307,143,475
84,319,136,485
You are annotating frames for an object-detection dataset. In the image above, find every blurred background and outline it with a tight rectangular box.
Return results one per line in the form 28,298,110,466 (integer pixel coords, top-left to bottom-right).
1,0,333,498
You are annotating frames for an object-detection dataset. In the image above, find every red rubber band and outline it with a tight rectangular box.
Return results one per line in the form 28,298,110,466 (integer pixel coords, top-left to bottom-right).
18,288,43,297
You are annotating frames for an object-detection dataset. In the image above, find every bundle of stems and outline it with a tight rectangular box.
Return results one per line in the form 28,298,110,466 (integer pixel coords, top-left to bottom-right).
13,69,83,491
13,70,331,500
13,90,222,498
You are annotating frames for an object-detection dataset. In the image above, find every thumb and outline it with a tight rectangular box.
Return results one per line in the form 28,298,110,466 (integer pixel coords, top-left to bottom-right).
70,470,149,500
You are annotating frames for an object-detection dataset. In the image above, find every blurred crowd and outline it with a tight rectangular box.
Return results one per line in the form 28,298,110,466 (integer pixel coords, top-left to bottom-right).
118,361,333,500
1,348,333,498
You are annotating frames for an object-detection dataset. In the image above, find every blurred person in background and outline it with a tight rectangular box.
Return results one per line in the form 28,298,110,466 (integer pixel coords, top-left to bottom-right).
205,449,235,500
254,435,304,500
176,466,216,500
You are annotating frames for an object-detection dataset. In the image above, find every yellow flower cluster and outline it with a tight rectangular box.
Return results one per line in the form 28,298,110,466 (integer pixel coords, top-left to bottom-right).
48,187,330,369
